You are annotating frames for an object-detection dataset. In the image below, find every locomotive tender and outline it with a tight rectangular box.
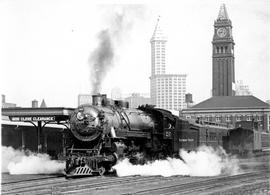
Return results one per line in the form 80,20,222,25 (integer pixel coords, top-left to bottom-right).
227,121,270,155
65,94,230,177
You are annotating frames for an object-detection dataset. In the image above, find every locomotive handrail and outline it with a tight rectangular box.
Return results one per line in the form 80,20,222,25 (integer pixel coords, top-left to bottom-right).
67,148,98,151
118,110,131,131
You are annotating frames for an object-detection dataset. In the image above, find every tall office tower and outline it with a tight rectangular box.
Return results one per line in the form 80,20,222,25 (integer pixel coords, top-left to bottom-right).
151,74,187,110
212,4,235,96
150,17,187,110
150,16,167,75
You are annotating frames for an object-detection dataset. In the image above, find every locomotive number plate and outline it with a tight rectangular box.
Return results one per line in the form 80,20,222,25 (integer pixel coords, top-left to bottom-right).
164,130,172,139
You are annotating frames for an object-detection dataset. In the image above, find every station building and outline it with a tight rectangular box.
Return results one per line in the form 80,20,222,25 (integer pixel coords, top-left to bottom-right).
181,5,270,132
2,105,74,156
180,96,270,132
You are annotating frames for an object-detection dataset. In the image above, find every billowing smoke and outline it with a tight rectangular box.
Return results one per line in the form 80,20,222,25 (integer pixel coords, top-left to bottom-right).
89,5,147,94
113,146,240,177
90,30,114,94
1,146,64,174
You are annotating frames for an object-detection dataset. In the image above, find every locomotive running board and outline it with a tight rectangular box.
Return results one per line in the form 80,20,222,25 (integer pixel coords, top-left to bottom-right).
116,130,151,138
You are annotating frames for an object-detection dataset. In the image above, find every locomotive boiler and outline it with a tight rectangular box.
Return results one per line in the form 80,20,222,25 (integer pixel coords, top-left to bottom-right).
65,94,176,177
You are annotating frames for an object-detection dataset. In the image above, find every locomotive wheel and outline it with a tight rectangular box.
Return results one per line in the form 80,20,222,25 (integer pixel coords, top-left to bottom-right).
98,166,106,176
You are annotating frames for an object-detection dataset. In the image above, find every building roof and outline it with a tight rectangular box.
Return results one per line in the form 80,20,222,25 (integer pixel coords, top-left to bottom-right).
40,99,47,108
150,16,167,42
186,96,270,111
2,107,75,122
217,4,229,20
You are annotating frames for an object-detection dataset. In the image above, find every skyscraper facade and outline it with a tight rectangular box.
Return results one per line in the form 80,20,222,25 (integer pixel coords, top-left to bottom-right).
212,4,235,96
150,17,187,110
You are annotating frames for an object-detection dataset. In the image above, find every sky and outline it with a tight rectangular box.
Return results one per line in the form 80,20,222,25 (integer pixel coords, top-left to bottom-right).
1,0,269,108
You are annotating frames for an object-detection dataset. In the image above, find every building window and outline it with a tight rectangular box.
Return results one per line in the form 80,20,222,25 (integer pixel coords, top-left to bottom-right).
197,115,202,121
247,115,252,121
226,115,231,122
216,116,221,122
236,115,241,121
268,116,270,131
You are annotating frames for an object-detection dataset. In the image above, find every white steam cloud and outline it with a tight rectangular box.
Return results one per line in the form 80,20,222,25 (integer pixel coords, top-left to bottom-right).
113,146,240,177
1,146,65,174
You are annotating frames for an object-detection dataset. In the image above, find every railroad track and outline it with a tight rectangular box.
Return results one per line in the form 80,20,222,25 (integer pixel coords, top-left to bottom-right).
1,174,64,184
132,171,270,195
57,175,196,195
2,175,164,194
2,170,269,195
58,171,270,195
2,176,66,193
2,175,63,185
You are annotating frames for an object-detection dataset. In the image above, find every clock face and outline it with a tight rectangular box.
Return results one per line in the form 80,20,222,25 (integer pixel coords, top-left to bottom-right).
217,28,227,37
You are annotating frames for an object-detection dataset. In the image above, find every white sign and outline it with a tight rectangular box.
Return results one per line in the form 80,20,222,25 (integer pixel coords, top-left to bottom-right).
10,116,55,121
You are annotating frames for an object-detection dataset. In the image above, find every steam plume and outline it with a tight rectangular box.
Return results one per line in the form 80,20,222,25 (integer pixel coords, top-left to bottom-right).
113,146,240,177
1,146,64,174
89,5,147,94
90,30,114,94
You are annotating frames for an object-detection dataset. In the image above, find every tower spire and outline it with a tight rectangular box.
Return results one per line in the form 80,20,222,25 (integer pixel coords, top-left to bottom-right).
151,16,167,42
217,4,229,20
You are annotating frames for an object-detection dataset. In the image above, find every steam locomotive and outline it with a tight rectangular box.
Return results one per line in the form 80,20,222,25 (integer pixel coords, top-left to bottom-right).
65,94,231,177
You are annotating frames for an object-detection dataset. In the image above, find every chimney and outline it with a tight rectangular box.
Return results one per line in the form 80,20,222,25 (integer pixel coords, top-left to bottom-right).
2,95,5,103
32,100,38,108
185,93,193,104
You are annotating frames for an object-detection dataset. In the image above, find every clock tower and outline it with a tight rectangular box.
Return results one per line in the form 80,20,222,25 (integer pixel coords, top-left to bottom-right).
212,4,235,96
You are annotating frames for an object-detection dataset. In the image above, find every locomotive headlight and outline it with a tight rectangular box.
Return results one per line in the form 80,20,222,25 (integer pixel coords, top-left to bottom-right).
76,112,84,120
